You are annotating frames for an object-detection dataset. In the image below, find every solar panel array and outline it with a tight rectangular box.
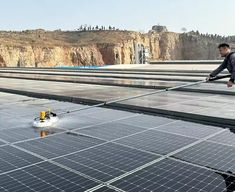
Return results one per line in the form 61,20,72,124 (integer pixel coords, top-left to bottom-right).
0,92,235,192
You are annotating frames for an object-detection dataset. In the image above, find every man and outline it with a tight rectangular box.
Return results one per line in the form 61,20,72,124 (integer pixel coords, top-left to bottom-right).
207,43,235,87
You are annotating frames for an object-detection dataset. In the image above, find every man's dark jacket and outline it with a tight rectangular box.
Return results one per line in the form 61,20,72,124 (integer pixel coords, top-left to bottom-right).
210,52,235,82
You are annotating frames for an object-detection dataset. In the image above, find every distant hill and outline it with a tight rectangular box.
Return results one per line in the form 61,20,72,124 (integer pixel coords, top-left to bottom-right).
0,29,137,46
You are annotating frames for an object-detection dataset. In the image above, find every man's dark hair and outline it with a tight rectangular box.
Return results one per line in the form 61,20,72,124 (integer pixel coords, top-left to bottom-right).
218,43,230,49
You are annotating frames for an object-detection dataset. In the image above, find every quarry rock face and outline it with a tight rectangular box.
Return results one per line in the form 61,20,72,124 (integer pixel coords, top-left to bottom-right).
0,45,104,67
0,27,231,67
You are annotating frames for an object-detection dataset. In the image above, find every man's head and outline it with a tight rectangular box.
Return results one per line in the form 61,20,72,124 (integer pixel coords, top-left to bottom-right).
218,43,231,57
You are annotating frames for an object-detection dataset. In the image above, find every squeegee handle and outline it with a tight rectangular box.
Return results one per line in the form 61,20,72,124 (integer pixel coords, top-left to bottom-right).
208,74,231,81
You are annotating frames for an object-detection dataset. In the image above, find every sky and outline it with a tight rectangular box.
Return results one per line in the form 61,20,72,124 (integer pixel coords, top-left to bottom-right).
0,0,234,36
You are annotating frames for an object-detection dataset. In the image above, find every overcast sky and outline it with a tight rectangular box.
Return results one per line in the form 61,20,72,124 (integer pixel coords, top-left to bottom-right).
0,0,234,36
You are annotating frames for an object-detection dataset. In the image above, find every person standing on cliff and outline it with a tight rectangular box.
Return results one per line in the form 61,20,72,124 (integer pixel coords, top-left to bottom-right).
207,43,235,87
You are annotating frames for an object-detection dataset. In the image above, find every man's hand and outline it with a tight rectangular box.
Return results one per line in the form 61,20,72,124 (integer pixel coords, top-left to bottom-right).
206,75,213,81
206,76,210,81
227,80,234,88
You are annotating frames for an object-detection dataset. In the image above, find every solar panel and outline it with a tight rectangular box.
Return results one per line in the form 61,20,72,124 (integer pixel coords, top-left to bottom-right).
38,100,85,111
0,116,32,130
92,186,118,192
173,141,235,173
54,113,104,130
116,114,174,128
0,162,98,191
208,128,235,147
16,133,105,158
77,122,146,141
1,105,43,118
0,145,43,173
54,143,159,181
0,127,63,143
85,109,135,121
0,92,234,192
0,140,5,146
155,120,222,138
111,158,233,192
115,130,197,155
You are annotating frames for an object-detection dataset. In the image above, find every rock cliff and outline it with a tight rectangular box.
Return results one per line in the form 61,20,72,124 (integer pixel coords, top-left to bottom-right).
0,27,233,67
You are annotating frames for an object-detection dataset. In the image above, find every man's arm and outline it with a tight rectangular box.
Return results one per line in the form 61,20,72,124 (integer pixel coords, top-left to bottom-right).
229,54,235,82
210,60,227,77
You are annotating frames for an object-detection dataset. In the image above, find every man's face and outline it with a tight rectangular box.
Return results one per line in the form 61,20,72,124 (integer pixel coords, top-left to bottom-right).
219,47,230,57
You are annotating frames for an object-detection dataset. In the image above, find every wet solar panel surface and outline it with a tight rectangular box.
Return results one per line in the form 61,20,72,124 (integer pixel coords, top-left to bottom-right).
0,92,234,192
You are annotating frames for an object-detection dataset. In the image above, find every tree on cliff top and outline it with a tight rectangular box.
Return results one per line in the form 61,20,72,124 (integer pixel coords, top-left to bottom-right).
181,27,187,33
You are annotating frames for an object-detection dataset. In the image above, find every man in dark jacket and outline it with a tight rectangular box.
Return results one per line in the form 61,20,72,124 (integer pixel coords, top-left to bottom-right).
208,43,235,87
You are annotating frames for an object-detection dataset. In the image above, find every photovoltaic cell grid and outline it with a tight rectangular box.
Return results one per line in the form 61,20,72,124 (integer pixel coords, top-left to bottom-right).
0,127,64,143
0,162,98,192
92,186,117,192
112,159,234,192
115,130,197,155
208,129,235,147
77,122,147,141
54,143,159,182
173,141,235,173
154,120,223,139
0,140,6,146
16,133,106,159
0,92,235,192
0,146,42,173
